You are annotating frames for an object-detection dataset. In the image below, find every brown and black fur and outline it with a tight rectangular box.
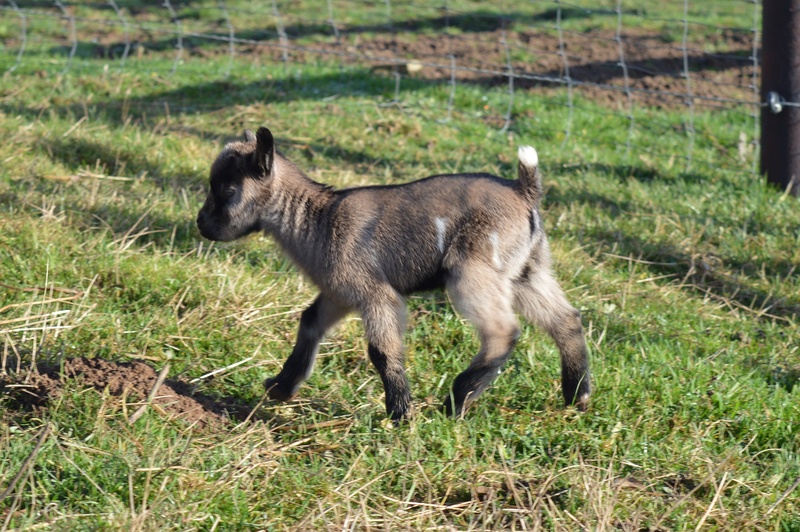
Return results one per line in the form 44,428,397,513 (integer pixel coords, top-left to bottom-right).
196,127,591,420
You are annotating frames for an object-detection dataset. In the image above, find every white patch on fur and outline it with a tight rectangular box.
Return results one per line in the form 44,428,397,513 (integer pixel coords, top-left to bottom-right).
435,217,448,253
532,208,541,231
518,145,538,168
489,232,502,268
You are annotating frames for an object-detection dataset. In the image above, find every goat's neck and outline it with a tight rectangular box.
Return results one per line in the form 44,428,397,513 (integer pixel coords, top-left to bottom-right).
264,163,334,267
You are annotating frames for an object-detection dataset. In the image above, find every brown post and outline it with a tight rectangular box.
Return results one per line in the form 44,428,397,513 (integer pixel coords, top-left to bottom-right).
761,0,800,197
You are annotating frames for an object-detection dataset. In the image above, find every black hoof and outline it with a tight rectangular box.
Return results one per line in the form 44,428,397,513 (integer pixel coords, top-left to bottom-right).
264,377,298,401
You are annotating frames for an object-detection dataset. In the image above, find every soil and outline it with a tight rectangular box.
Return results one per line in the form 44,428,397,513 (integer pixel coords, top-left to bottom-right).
209,26,757,110
55,11,757,111
1,357,246,428
325,27,756,109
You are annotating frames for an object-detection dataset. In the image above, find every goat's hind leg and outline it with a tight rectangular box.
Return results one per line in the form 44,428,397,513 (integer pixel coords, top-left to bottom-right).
444,267,521,417
514,269,590,410
265,293,351,401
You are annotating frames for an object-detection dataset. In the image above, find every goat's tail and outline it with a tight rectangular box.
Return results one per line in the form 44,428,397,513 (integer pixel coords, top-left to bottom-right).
517,146,542,206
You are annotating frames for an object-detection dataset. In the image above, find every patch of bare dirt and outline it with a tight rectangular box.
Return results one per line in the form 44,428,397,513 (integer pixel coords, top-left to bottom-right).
35,7,757,110
338,28,756,109
147,23,750,111
202,25,753,110
1,357,244,428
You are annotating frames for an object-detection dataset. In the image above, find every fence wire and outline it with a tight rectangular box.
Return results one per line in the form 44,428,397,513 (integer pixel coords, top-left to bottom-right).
1,0,761,176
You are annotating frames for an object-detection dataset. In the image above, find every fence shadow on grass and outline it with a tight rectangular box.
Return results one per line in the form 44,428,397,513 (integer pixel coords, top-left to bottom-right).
41,136,169,184
4,66,789,321
545,173,800,325
6,120,394,254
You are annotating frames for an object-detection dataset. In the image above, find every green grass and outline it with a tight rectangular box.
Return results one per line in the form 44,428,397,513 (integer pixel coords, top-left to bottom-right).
1,2,798,530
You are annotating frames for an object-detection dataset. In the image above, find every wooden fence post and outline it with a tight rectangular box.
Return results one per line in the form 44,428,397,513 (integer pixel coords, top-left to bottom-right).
761,0,800,197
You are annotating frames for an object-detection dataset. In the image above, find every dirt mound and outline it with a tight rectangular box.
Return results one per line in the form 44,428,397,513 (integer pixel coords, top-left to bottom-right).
1,357,242,428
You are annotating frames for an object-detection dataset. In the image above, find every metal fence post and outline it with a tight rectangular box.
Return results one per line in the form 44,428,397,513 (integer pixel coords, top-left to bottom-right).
761,0,800,197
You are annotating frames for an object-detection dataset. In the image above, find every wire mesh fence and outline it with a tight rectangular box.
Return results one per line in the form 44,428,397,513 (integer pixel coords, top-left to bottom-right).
1,0,761,178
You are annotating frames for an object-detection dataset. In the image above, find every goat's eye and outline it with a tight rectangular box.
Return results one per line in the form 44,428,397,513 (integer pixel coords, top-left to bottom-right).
222,187,236,198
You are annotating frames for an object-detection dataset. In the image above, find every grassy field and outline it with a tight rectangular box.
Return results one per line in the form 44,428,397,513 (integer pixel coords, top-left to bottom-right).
1,1,799,530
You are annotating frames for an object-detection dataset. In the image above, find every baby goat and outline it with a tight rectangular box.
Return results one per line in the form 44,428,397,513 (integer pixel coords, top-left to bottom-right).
196,127,590,420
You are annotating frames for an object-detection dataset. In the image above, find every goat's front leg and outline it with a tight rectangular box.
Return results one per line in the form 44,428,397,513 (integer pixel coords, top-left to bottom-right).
265,294,350,401
360,287,412,421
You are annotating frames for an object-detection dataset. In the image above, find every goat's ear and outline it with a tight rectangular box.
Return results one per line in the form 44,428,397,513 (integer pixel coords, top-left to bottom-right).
254,127,275,177
244,130,256,143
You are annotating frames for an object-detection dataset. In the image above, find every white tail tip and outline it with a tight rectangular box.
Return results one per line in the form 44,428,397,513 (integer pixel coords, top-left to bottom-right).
518,145,538,168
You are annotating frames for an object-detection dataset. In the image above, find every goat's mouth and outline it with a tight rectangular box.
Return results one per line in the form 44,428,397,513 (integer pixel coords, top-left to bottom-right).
196,213,228,242
196,215,260,242
196,223,225,242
